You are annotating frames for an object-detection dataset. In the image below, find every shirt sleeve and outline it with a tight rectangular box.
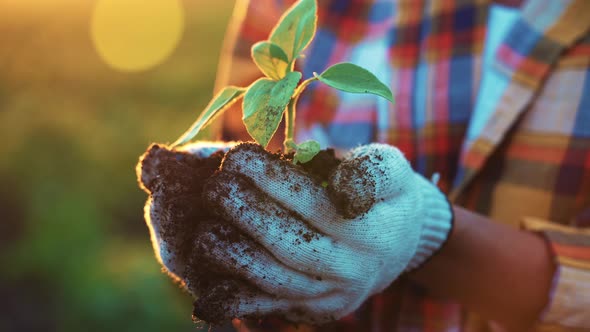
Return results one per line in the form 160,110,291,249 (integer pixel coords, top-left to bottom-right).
521,217,590,330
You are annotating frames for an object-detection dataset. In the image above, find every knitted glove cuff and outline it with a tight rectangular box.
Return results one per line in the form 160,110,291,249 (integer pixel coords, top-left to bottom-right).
176,141,239,158
405,174,454,271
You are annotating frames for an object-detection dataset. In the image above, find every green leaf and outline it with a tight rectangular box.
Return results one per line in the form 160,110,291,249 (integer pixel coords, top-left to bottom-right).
251,41,290,80
243,71,302,148
316,63,394,102
172,86,245,147
270,0,317,62
293,140,320,164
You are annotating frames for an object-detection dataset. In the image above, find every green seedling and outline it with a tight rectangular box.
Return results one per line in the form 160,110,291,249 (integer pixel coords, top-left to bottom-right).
171,0,393,163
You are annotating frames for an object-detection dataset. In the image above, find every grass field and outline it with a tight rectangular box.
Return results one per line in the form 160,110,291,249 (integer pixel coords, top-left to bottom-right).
0,1,236,330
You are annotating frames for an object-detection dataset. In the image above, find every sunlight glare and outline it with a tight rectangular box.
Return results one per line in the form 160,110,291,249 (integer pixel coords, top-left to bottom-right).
91,0,185,72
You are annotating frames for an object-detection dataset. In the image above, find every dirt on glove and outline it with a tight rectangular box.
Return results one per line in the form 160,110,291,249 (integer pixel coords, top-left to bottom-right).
137,143,341,325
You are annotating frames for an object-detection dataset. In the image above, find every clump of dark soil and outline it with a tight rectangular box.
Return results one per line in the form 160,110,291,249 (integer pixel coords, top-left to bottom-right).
137,143,341,325
299,148,340,182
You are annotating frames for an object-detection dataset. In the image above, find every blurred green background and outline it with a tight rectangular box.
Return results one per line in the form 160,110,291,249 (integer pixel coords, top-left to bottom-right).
0,0,236,330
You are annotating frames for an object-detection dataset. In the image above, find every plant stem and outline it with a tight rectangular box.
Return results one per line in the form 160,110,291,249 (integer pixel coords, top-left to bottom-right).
283,77,317,152
284,99,296,151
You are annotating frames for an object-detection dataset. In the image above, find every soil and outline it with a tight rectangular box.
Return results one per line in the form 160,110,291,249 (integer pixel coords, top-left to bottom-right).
137,143,341,325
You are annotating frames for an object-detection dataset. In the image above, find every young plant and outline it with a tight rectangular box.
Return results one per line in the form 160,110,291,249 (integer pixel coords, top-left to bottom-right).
171,0,393,163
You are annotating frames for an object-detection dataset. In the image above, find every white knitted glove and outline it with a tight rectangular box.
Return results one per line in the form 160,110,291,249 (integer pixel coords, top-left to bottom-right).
137,141,237,280
179,141,239,159
197,142,453,324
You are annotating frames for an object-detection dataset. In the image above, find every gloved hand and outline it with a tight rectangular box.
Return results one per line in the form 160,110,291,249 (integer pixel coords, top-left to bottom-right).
197,142,453,324
136,141,238,281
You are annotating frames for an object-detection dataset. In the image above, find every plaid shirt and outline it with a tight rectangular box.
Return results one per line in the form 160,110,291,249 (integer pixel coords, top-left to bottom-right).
218,0,590,330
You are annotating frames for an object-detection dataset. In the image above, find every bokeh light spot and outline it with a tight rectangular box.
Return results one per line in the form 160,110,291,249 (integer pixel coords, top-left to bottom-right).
91,0,184,72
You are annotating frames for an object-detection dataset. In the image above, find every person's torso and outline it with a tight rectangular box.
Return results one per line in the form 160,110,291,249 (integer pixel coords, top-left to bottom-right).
297,0,590,228
293,0,590,330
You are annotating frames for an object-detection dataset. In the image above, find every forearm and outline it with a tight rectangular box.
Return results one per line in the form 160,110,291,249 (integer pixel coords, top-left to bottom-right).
409,206,556,331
